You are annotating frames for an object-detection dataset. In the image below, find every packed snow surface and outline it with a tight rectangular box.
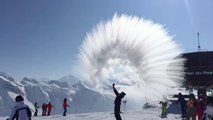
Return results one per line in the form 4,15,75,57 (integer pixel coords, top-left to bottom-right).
0,109,182,120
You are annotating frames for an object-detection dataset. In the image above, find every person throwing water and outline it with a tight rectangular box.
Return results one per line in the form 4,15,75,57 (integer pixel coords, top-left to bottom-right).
113,83,126,120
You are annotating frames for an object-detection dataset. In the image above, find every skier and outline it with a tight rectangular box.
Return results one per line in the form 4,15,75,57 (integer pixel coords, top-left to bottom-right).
42,103,46,116
34,102,39,116
7,95,32,120
176,93,186,118
63,98,69,116
113,83,126,120
47,102,53,116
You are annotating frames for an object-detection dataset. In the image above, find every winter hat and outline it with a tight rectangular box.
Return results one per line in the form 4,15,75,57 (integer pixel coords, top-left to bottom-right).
15,95,24,102
120,92,126,98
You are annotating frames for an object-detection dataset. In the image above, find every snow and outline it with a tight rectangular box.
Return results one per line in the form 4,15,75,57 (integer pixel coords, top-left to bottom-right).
7,91,18,101
0,110,182,120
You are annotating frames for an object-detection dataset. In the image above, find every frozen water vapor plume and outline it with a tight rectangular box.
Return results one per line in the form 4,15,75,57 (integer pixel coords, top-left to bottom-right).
74,14,185,102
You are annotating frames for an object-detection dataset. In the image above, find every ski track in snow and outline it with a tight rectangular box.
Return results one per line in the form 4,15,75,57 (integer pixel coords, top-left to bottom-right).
0,110,182,120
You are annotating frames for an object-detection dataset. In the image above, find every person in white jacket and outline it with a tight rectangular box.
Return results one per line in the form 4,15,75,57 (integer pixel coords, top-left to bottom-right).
7,95,32,120
205,102,213,120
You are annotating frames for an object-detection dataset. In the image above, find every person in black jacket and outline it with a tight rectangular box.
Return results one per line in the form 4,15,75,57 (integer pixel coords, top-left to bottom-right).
42,103,46,116
34,102,39,116
113,83,126,120
176,93,186,118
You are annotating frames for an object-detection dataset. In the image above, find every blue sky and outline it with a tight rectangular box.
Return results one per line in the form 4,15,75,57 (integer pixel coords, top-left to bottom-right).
0,0,212,80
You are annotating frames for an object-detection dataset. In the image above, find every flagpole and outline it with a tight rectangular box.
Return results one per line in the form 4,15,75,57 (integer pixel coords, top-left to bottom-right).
197,32,201,51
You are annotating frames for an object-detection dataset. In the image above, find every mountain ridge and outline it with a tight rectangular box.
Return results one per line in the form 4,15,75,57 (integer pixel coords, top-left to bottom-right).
0,73,114,116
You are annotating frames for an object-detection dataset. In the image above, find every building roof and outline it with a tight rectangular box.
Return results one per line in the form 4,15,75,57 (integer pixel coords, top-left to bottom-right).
183,51,213,87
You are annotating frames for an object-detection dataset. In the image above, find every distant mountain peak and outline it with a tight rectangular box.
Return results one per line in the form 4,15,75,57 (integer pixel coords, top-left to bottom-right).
22,77,39,83
48,80,70,88
58,74,81,85
0,72,15,82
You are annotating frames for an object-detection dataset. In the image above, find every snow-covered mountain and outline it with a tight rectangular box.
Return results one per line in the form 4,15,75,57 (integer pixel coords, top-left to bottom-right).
71,82,113,113
0,73,114,117
39,74,80,86
0,75,25,116
57,75,80,85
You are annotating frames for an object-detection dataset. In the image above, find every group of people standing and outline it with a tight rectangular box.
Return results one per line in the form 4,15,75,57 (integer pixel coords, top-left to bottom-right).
8,85,213,120
7,86,120,120
176,92,213,120
158,92,213,120
40,102,53,116
6,86,121,120
37,98,69,116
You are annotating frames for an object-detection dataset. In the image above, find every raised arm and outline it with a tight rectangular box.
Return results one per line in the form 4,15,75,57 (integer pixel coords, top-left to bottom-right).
113,83,119,96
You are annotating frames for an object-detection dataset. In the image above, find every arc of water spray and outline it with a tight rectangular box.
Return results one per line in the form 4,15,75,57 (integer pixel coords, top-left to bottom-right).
73,14,185,101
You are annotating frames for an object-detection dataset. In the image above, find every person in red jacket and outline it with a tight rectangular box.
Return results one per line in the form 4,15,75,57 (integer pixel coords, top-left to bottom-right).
47,102,53,116
196,94,206,120
63,98,69,116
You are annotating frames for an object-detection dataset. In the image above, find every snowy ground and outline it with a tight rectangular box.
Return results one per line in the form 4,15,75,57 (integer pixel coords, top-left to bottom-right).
0,108,182,120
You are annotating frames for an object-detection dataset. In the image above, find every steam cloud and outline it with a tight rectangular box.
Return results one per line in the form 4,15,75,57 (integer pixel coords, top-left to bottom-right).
73,14,185,106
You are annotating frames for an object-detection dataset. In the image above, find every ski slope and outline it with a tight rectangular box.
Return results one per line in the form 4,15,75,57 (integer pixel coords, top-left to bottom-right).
0,109,182,120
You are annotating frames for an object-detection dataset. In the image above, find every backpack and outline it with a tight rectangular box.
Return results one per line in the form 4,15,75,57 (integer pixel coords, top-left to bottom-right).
187,99,194,108
12,107,31,120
